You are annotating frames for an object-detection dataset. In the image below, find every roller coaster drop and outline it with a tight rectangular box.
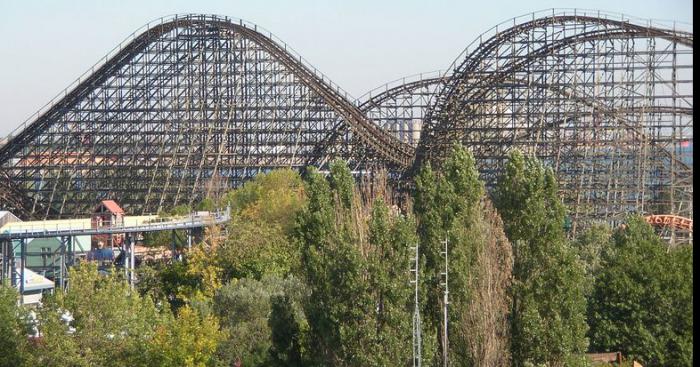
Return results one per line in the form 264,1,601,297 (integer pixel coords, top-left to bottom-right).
0,11,693,242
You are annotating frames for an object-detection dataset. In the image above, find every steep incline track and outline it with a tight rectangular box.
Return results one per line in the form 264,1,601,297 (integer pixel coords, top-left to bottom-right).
0,14,414,218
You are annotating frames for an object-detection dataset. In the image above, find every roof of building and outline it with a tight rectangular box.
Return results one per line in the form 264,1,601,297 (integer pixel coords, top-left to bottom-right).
97,200,125,215
20,267,55,292
0,211,21,228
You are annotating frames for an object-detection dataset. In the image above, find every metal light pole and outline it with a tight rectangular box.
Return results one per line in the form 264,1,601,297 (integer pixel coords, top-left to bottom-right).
410,243,422,367
441,235,449,367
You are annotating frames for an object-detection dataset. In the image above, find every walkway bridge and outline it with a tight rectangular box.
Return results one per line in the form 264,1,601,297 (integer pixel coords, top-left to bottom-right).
0,207,231,302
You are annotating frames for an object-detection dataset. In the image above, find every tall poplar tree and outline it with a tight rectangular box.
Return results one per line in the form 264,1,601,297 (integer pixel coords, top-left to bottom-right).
493,149,588,366
295,160,415,366
414,144,513,366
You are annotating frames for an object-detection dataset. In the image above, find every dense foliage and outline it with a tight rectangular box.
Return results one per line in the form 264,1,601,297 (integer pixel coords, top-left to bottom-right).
588,216,693,366
413,145,513,366
0,149,692,367
0,285,30,367
294,161,415,365
24,263,223,367
493,149,589,366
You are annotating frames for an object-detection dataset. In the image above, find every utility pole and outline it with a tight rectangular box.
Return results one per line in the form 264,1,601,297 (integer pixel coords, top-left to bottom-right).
410,243,422,367
129,234,135,290
441,235,449,367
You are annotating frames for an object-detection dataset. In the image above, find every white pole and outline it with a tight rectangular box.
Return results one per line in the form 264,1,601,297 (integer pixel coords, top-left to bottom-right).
129,235,135,290
442,235,449,367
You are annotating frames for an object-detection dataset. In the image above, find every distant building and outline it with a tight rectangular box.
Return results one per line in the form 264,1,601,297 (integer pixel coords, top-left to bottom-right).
0,211,20,228
0,215,92,273
91,200,125,251
678,140,693,166
19,267,54,305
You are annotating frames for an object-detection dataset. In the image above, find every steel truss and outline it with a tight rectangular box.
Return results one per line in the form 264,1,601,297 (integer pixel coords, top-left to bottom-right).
416,10,693,239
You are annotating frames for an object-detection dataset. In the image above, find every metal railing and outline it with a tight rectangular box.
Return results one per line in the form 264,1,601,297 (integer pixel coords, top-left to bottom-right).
0,207,231,240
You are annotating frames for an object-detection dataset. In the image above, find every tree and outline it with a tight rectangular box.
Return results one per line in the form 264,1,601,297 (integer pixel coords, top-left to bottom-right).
493,149,588,366
268,294,303,367
412,161,444,364
0,284,30,367
450,200,513,367
588,216,693,366
147,306,224,367
212,275,307,367
573,223,612,293
295,164,375,365
366,198,415,365
217,218,295,280
136,243,223,313
31,263,225,367
31,263,163,367
216,169,306,281
413,144,512,366
294,161,416,366
222,168,306,233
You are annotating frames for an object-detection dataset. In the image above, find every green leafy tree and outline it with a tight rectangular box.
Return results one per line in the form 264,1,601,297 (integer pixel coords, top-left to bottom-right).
493,149,589,366
217,218,295,280
147,306,224,367
137,242,223,313
223,168,306,233
0,284,30,367
366,199,415,365
573,223,612,293
31,263,225,367
295,164,374,365
295,161,416,366
414,144,512,366
588,216,693,366
216,169,306,281
212,275,307,367
268,294,304,367
412,161,444,364
31,263,163,367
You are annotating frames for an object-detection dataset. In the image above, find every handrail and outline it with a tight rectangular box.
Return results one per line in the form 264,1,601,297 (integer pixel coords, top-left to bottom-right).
355,70,444,103
438,8,693,83
0,207,231,240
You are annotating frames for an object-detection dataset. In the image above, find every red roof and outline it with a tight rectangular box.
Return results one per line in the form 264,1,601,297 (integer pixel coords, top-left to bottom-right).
97,200,125,215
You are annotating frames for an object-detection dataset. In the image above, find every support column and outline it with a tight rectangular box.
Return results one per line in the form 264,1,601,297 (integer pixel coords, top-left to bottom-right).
0,240,8,284
171,230,177,261
59,236,69,289
67,236,73,268
19,239,26,304
124,234,130,283
9,240,18,288
129,234,135,290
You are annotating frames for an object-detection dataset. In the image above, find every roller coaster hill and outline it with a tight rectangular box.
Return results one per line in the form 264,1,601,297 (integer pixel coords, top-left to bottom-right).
0,11,693,244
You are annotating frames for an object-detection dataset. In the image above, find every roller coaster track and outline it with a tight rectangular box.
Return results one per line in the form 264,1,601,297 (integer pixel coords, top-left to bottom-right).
0,15,412,169
0,10,693,230
311,73,445,163
418,14,693,164
0,14,418,218
414,9,693,232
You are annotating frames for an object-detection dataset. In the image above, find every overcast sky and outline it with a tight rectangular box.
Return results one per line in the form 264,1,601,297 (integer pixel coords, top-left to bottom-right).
0,0,692,135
